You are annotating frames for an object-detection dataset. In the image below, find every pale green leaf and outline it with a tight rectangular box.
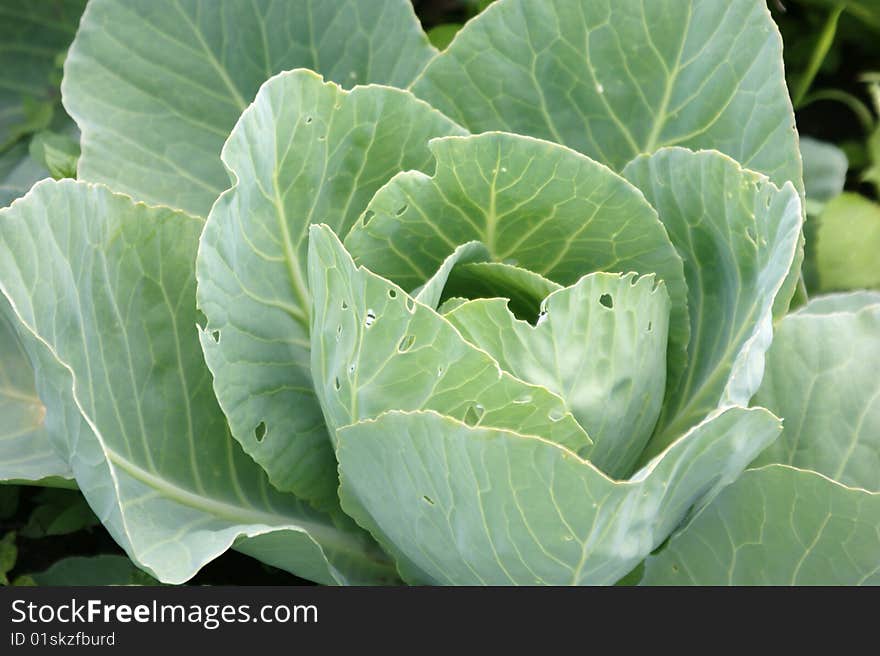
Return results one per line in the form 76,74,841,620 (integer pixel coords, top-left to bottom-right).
816,193,880,292
414,242,490,309
412,0,802,195
0,180,394,585
639,466,880,585
623,149,803,458
337,407,780,585
752,304,880,492
63,0,438,216
445,273,669,477
196,70,465,506
308,225,591,455
345,132,690,395
438,297,470,314
0,297,70,483
795,291,880,315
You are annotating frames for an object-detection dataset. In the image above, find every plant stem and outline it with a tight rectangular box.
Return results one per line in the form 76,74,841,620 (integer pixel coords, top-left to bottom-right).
792,4,846,109
791,274,809,311
800,89,876,133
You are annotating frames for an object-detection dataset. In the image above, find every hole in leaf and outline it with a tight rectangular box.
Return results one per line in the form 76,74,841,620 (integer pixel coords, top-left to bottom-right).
513,394,532,405
422,495,435,506
341,299,349,310
536,309,549,326
210,330,220,343
365,310,376,327
336,324,343,339
647,321,653,332
405,297,415,313
398,334,416,352
599,293,613,309
388,289,397,299
746,226,757,242
548,408,565,422
437,366,443,377
254,421,267,443
348,363,356,374
464,403,485,427
396,204,408,216
363,210,375,226
318,135,326,141
305,116,313,124
334,377,341,391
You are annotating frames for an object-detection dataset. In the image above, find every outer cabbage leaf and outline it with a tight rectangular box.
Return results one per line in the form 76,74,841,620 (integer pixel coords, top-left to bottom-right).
308,225,591,455
336,407,780,585
0,296,70,483
412,0,802,196
62,0,437,216
623,149,803,457
639,466,880,585
345,132,690,395
640,296,880,585
444,273,669,477
753,301,880,492
196,70,464,506
794,291,880,315
0,180,394,585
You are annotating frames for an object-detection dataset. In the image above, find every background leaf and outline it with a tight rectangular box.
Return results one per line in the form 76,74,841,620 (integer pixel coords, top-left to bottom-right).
19,554,159,586
800,136,848,212
0,0,86,150
19,489,97,539
815,192,880,291
0,143,50,209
